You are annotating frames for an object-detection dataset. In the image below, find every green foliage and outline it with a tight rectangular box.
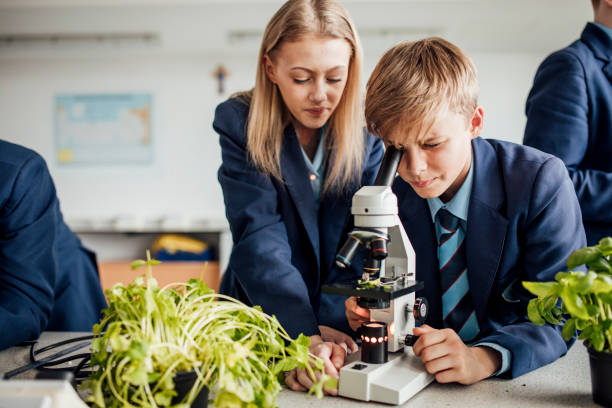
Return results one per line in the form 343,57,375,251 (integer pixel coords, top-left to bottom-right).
523,238,612,353
86,255,331,407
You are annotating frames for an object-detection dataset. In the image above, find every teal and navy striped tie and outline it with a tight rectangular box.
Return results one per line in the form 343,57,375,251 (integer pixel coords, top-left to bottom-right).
437,209,479,342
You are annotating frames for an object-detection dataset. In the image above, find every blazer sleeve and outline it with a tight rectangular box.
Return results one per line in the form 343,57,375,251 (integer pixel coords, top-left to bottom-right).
215,101,320,338
0,154,59,350
524,50,612,224
476,157,586,378
361,135,384,186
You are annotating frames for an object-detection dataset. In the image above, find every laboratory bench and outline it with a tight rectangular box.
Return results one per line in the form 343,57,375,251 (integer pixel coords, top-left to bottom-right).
0,332,597,407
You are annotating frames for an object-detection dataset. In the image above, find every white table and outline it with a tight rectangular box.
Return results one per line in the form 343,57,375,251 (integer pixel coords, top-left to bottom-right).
0,332,597,407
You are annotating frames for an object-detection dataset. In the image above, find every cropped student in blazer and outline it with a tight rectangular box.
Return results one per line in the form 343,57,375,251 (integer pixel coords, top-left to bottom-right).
0,140,107,351
214,0,383,393
523,0,612,245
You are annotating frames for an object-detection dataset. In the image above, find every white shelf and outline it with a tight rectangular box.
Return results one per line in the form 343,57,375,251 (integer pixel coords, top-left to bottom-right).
66,215,229,233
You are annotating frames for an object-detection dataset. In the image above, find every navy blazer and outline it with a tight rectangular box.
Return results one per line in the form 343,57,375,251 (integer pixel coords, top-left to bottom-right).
394,138,586,378
215,97,383,338
524,23,612,245
0,140,107,351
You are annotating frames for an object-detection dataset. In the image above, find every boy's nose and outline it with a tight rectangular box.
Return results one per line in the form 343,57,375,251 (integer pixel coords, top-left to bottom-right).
405,149,427,175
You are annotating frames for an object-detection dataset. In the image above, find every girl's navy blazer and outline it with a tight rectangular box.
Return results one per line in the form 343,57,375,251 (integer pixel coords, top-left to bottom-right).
215,97,383,338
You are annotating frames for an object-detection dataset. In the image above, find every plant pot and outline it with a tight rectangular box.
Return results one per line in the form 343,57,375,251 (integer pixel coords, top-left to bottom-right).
586,343,612,407
172,370,209,408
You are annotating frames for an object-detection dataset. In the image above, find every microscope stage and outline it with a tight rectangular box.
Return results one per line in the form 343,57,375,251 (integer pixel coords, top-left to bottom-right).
322,278,423,300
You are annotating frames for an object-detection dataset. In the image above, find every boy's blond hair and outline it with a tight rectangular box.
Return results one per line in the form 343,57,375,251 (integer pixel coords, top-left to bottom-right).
365,37,479,142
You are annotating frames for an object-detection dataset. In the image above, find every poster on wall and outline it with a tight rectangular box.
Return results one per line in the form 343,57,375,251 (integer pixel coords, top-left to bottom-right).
54,93,153,165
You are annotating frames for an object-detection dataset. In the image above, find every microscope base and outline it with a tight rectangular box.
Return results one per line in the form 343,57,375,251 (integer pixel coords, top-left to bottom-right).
339,349,434,405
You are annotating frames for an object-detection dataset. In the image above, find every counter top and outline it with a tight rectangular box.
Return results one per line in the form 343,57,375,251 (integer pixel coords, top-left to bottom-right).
0,332,597,407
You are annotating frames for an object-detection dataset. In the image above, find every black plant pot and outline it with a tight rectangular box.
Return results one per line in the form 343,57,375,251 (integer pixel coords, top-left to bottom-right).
172,370,209,408
586,344,612,407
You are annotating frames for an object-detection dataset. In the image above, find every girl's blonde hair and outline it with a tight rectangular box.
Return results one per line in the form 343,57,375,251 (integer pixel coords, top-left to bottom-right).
240,0,364,193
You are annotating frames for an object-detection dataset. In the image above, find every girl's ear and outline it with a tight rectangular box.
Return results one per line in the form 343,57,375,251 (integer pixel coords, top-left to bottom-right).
263,54,278,84
469,106,484,139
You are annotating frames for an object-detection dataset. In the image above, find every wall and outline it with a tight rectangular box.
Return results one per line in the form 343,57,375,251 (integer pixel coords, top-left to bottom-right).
0,0,592,259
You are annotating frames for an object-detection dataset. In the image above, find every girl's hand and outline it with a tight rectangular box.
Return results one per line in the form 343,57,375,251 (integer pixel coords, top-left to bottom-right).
319,325,358,354
284,335,346,395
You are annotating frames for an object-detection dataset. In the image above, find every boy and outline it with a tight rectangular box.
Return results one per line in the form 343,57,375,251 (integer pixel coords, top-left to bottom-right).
346,38,586,384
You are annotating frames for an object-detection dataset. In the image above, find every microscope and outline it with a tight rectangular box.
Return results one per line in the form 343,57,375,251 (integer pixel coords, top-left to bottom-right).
322,146,434,405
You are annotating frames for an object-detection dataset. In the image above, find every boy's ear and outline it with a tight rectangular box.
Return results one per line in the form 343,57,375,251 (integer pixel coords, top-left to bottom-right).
263,54,278,84
469,106,484,139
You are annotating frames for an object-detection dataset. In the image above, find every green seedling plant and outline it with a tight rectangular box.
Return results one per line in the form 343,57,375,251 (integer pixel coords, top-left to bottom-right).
523,237,612,353
86,251,336,408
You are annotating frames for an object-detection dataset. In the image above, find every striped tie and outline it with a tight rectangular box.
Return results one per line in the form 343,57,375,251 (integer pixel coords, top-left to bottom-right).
436,209,479,342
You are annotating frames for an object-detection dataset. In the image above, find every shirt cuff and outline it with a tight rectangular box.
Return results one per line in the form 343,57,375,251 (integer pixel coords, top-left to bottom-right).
474,342,512,376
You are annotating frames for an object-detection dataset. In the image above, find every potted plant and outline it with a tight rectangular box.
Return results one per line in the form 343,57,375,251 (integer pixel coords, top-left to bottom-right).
85,252,335,408
523,237,612,407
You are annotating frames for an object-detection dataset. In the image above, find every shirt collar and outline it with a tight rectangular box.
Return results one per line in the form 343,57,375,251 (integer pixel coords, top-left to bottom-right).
593,22,612,42
300,124,327,175
426,151,474,223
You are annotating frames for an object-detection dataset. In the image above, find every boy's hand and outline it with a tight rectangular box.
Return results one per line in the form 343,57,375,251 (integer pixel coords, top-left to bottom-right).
319,325,359,355
345,296,371,331
412,325,501,384
284,334,346,395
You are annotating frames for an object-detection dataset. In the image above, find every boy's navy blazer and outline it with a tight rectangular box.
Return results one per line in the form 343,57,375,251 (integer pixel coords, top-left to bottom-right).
393,137,586,378
0,140,107,350
215,98,383,339
524,23,612,245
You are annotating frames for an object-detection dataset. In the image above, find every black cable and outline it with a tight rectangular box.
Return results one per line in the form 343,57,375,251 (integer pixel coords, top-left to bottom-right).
31,334,95,355
3,341,91,379
2,334,100,380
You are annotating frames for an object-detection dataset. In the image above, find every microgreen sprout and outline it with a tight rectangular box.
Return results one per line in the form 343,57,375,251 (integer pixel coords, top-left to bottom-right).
86,255,335,407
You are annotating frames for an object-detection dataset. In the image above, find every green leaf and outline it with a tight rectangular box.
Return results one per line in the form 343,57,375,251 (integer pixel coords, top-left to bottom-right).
214,391,243,408
154,389,176,406
570,271,597,293
123,363,148,386
592,274,612,293
522,281,559,298
561,318,577,341
131,259,147,270
527,299,545,325
567,246,602,270
128,340,148,360
598,237,612,256
587,257,612,273
560,286,590,320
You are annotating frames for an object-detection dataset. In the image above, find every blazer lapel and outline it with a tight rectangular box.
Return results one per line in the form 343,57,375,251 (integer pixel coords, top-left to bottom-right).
466,138,508,325
397,183,443,327
582,23,612,81
280,126,320,267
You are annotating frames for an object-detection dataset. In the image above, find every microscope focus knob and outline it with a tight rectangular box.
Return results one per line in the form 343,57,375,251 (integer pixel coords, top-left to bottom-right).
412,297,428,323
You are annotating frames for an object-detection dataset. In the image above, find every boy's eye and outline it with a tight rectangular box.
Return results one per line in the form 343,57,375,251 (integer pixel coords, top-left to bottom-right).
293,78,309,84
423,141,442,149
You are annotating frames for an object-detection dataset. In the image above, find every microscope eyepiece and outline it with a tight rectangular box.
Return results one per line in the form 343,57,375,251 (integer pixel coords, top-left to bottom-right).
335,235,362,268
373,145,403,187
